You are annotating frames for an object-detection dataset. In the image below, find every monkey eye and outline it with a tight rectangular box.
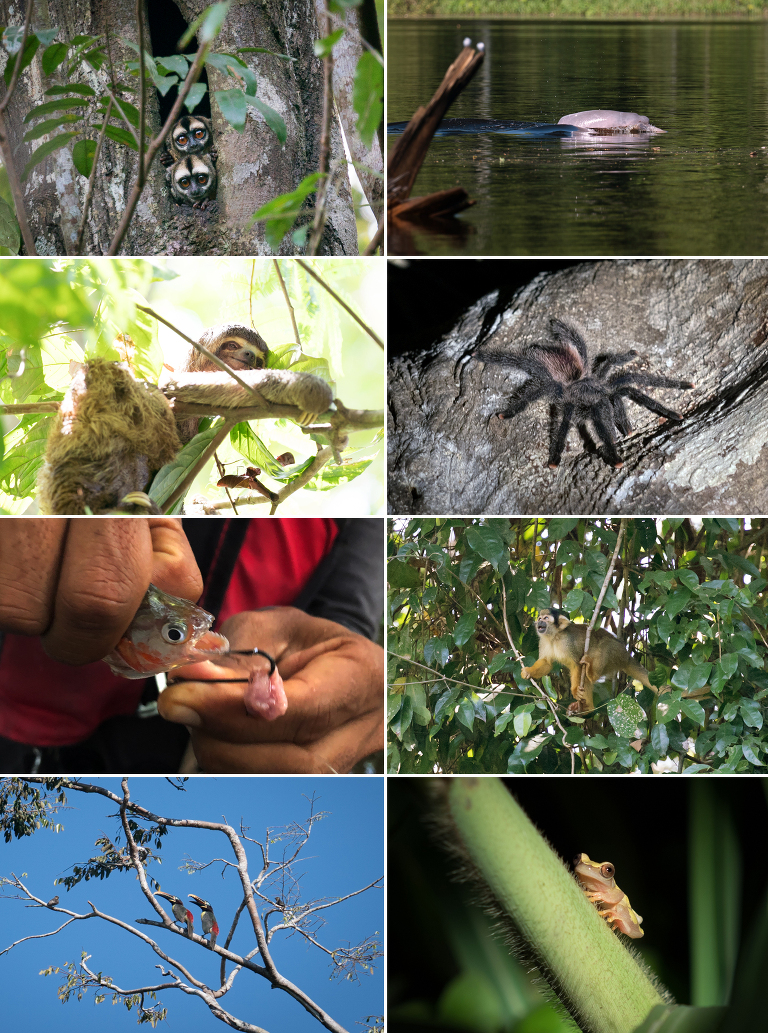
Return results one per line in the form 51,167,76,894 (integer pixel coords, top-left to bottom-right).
194,129,205,138
179,177,190,187
196,174,209,184
177,134,188,145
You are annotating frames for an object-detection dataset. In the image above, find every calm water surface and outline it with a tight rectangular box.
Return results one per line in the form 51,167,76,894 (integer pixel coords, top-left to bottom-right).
388,21,768,256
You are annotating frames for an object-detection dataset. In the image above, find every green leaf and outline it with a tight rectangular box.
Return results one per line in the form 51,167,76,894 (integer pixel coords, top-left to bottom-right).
678,569,700,591
148,428,219,507
739,698,763,730
22,133,79,180
250,172,320,250
390,695,413,739
228,422,284,477
23,115,83,142
680,698,706,725
456,697,476,733
606,695,644,739
155,54,190,77
42,41,68,75
547,517,578,540
250,97,287,145
23,98,88,121
33,29,59,46
352,51,383,149
513,708,532,737
453,610,477,647
718,653,739,679
0,196,20,255
314,28,345,59
665,586,692,618
214,87,248,132
4,34,39,86
104,124,138,150
183,82,207,111
465,524,507,571
72,138,97,178
199,1,231,43
650,722,669,756
44,83,95,97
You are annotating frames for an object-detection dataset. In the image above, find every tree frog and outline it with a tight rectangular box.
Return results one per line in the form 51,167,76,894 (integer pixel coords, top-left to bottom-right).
573,853,644,939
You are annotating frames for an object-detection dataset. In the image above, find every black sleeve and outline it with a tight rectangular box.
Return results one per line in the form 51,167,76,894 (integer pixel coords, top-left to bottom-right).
291,518,384,640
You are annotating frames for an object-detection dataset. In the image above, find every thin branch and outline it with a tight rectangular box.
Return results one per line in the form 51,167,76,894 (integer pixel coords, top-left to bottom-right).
307,0,333,255
103,86,142,149
269,446,332,514
74,99,113,254
274,259,302,349
295,260,384,349
136,0,147,189
214,450,239,514
363,219,383,256
578,519,627,697
0,0,36,254
106,40,211,255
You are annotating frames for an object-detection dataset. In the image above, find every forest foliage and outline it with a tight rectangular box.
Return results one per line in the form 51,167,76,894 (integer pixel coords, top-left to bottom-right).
388,517,768,774
0,258,384,515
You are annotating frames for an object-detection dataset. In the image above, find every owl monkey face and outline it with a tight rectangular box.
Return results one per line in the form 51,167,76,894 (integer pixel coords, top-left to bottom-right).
170,115,213,158
171,155,217,208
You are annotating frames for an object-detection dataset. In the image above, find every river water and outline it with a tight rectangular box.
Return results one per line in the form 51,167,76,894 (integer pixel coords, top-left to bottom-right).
387,20,768,256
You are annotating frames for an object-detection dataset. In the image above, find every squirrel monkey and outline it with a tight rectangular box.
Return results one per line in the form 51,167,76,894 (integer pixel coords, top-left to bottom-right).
520,607,651,716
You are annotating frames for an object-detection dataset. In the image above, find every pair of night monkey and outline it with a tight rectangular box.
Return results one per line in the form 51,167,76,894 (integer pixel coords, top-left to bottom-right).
161,115,217,210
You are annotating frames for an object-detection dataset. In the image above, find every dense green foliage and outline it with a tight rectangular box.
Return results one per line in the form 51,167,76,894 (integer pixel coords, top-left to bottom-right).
387,518,768,773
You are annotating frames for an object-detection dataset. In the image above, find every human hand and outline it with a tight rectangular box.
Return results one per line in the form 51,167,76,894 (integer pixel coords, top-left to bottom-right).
157,606,384,773
0,518,202,664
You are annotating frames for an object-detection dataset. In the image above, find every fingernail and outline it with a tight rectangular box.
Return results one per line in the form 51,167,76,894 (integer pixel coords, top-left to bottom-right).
161,704,202,727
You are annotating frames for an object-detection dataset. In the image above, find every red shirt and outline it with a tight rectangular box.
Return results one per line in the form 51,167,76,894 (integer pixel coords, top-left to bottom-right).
0,520,337,746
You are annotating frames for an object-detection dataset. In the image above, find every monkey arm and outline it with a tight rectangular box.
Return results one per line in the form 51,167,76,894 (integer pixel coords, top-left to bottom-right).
520,658,553,680
160,369,334,424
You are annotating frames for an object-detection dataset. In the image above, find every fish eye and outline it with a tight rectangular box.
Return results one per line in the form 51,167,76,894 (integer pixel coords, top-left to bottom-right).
161,621,189,644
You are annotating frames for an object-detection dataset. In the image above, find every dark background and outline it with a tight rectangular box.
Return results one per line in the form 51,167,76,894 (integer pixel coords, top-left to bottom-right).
387,260,581,357
388,776,768,1029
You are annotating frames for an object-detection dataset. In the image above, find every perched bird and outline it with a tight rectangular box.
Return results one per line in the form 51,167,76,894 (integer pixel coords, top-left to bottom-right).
156,891,194,937
46,895,59,908
188,894,219,950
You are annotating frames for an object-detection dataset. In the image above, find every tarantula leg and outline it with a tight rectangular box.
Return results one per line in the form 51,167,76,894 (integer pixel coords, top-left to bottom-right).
592,351,639,378
608,371,694,391
496,382,550,420
591,400,624,468
619,387,686,422
549,319,589,366
576,421,599,453
548,403,575,468
611,395,632,436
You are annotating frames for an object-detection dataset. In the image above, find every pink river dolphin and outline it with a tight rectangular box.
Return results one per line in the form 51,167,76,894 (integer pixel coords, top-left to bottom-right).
557,110,666,133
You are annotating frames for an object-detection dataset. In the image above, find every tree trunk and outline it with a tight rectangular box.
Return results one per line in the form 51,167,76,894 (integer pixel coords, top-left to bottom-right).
388,259,768,516
0,0,362,255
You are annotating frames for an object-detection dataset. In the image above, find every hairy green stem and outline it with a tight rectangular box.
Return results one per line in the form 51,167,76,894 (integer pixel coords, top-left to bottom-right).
445,777,666,1033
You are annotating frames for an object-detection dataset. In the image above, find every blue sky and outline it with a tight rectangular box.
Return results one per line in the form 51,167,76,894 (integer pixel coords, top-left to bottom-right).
1,777,383,1033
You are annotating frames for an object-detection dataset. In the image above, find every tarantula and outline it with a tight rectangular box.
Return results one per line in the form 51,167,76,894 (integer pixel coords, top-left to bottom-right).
476,319,694,469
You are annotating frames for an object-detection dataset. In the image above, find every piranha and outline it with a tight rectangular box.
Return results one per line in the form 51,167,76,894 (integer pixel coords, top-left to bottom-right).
102,584,288,722
103,583,229,679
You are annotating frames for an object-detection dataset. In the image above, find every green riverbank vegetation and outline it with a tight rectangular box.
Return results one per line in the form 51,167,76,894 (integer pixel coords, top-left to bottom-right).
389,0,768,19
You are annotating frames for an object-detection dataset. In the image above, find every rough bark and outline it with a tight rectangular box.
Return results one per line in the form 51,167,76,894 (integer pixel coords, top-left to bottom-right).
388,259,768,516
0,0,360,255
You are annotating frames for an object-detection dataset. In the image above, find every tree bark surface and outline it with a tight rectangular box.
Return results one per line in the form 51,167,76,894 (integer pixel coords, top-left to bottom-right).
0,0,360,255
388,259,768,516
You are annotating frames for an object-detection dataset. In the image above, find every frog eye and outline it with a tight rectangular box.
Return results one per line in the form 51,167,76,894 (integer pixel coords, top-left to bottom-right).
161,621,189,644
600,864,615,879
